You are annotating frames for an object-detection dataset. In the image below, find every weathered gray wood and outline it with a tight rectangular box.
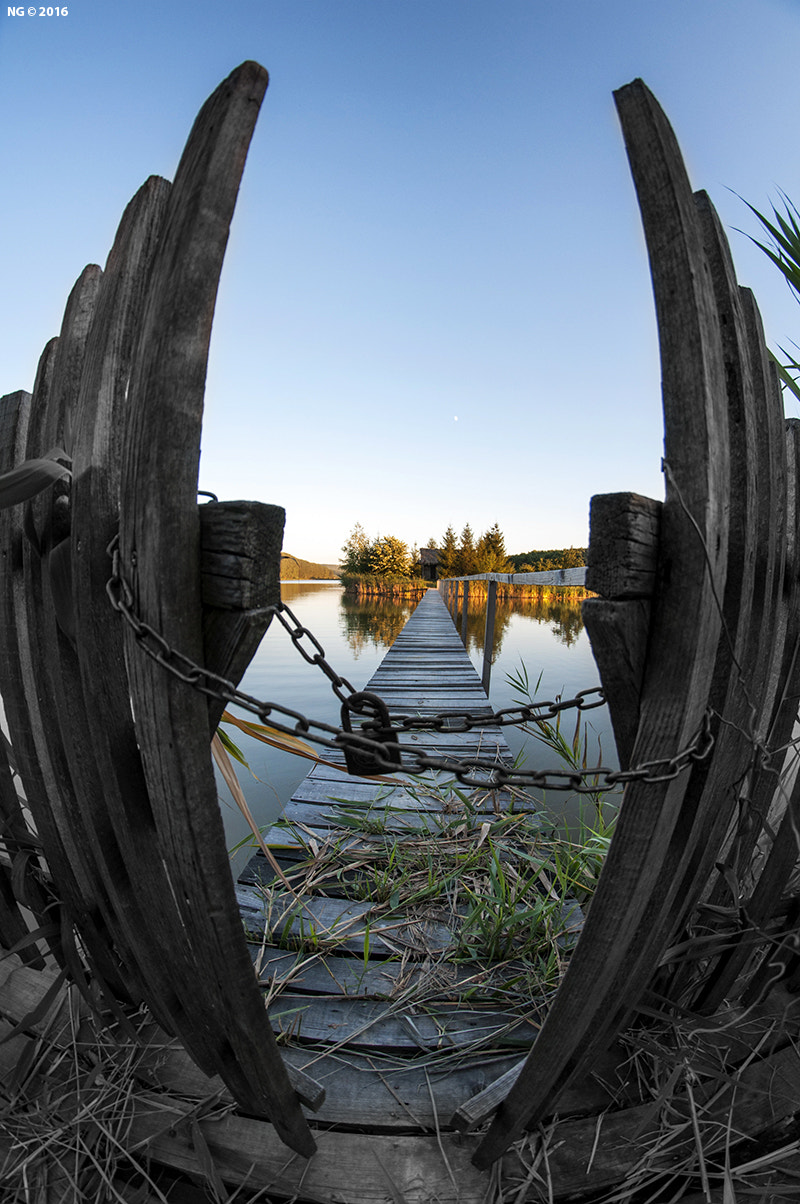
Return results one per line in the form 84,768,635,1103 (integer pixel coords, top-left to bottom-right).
585,492,661,599
582,598,650,770
0,389,73,971
481,578,498,692
475,77,733,1167
452,1042,629,1132
701,318,793,903
444,569,587,587
128,1039,800,1203
61,177,248,1037
278,800,505,833
250,942,514,994
199,499,284,610
267,992,540,1052
237,882,455,957
460,579,469,645
643,200,789,1010
698,418,800,1010
200,498,285,728
21,264,151,1003
1,315,128,994
112,62,313,1156
289,777,539,815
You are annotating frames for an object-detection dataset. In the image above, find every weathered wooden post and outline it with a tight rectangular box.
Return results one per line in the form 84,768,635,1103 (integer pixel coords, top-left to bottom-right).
481,577,498,692
460,579,469,646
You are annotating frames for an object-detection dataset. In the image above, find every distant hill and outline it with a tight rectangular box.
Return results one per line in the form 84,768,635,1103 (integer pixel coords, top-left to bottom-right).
280,553,340,580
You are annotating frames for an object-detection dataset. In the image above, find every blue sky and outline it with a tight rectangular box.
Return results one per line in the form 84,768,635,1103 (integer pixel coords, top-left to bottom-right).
2,0,799,563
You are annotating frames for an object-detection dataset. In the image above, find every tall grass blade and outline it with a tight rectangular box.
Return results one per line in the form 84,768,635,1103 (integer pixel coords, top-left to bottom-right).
211,733,296,892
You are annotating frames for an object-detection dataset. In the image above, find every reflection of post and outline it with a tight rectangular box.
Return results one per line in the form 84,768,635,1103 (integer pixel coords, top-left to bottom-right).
481,578,497,693
460,580,469,646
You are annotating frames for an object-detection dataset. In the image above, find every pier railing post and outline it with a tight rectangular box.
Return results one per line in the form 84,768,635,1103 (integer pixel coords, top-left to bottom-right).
460,580,469,646
481,578,497,693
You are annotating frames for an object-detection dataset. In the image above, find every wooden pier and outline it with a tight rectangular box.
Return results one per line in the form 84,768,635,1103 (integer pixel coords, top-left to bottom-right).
233,590,575,1171
238,588,508,854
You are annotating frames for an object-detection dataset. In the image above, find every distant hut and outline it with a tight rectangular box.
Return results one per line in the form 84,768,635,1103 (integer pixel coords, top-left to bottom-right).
419,547,440,582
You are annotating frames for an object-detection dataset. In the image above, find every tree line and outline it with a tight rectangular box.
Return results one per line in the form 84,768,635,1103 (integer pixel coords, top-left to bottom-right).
341,522,521,579
506,547,586,573
341,524,586,580
427,523,511,576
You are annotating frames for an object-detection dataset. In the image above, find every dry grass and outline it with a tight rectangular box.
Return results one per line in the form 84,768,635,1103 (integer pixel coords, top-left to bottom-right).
3,960,800,1203
0,982,274,1204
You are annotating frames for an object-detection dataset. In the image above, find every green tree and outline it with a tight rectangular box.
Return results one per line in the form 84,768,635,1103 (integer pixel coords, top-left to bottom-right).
437,526,459,578
476,522,511,573
340,523,372,574
458,524,478,576
370,534,411,578
562,546,585,569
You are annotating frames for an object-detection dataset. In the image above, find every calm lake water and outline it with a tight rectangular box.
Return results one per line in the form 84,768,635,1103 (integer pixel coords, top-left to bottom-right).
221,583,618,874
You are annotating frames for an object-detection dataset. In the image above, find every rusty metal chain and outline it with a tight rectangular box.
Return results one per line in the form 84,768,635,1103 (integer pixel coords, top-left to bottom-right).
106,537,714,792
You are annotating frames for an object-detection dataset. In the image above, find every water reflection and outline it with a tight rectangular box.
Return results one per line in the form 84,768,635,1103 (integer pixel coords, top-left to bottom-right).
448,588,588,660
224,582,612,873
338,592,419,656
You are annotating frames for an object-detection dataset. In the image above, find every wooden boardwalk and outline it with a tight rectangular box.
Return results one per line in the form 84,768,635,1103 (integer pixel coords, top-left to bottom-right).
233,589,590,1172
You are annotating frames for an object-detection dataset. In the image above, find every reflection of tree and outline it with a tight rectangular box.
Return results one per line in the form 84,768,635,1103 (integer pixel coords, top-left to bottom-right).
449,589,586,655
339,594,417,658
544,602,584,648
336,586,587,663
461,603,514,659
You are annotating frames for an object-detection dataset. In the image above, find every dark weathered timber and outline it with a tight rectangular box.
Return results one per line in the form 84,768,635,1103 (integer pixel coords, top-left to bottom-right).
6,952,798,1203
475,77,735,1166
200,498,285,728
585,492,661,599
696,418,800,1010
582,496,657,767
0,349,127,995
0,390,68,968
581,597,650,770
199,500,285,610
112,63,313,1156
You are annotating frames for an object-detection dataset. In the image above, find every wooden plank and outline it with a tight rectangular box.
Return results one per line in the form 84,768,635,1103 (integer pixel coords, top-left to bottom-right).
267,993,541,1053
7,282,136,995
247,944,547,1001
696,423,800,1010
0,387,75,972
127,1041,800,1203
61,175,185,1027
236,883,455,957
289,780,540,815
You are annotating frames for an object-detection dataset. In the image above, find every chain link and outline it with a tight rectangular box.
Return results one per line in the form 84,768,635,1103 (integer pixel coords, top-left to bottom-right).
106,537,714,792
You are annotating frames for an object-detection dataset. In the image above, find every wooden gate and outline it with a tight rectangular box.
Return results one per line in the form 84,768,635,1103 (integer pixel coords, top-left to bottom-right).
2,63,800,1199
0,62,317,1160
